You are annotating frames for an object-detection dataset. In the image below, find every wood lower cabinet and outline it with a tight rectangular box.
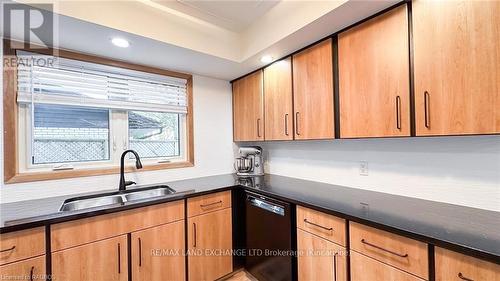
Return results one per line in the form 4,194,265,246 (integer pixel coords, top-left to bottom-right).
264,57,293,140
338,4,410,138
292,39,335,140
52,235,128,281
413,0,500,136
51,200,184,251
188,208,233,281
349,222,428,279
350,251,424,281
233,70,264,141
297,229,347,281
297,206,346,246
0,255,45,281
435,247,500,281
187,190,232,218
0,227,45,265
131,221,185,281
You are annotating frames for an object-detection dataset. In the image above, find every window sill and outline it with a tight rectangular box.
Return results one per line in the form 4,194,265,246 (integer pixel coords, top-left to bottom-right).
5,161,194,184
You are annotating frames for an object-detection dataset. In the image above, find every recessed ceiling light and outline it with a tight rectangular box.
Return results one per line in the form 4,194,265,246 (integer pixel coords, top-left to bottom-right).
260,55,273,63
111,37,130,48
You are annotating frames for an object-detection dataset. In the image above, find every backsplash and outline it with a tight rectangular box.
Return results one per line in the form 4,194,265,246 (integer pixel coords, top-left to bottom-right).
257,136,500,212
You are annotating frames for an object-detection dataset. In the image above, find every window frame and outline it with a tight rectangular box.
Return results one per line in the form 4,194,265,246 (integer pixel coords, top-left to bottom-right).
3,40,194,184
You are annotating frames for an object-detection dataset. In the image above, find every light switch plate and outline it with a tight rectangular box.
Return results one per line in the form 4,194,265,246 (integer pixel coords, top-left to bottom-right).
359,161,369,176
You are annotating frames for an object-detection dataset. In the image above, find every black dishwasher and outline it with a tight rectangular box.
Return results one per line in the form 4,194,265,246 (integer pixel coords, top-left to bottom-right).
245,191,294,281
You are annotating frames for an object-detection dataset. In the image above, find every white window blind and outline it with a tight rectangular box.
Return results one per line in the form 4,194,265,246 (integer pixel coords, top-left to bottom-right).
16,51,188,114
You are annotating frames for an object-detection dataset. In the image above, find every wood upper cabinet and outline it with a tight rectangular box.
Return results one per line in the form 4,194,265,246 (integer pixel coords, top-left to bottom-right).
131,221,185,281
297,229,347,281
292,39,335,140
413,0,500,136
264,57,293,140
435,247,500,281
188,208,233,281
339,4,410,138
52,235,128,281
233,71,264,141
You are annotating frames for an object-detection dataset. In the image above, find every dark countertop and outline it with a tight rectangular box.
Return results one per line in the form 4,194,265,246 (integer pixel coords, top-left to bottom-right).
1,174,499,263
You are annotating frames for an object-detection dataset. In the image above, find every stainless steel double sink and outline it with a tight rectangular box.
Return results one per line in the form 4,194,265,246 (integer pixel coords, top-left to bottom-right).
59,185,177,212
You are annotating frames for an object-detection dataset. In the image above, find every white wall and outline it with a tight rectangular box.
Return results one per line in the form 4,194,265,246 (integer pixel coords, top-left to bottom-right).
0,74,235,203
257,136,500,211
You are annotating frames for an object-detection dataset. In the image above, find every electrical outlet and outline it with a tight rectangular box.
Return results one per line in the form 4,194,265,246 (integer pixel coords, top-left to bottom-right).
359,161,369,176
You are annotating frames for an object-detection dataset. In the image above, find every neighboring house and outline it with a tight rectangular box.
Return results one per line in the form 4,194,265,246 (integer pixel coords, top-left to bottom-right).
33,105,178,164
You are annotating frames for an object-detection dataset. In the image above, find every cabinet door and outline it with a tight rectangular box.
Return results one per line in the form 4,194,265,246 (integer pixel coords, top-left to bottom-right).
292,39,334,140
52,235,128,281
131,221,185,281
413,0,500,136
350,251,424,281
188,208,233,281
233,71,264,141
264,57,293,140
435,247,500,281
339,5,410,138
0,256,45,281
297,229,347,281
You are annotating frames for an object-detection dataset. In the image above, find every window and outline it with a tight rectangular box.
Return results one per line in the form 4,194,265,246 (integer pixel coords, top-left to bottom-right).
128,111,180,159
32,104,110,164
4,46,193,183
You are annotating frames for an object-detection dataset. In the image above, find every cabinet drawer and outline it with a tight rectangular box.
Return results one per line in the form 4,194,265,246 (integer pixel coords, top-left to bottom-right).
349,222,428,279
296,206,346,246
52,200,184,251
351,251,424,281
0,255,45,280
187,191,231,217
435,247,500,281
0,227,45,265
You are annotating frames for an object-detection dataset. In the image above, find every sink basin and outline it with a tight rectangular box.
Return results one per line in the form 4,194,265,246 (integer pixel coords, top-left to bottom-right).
59,195,124,212
59,185,178,212
124,186,175,201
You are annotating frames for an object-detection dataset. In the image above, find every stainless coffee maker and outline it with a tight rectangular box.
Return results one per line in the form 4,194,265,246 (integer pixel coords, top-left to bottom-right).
235,146,264,177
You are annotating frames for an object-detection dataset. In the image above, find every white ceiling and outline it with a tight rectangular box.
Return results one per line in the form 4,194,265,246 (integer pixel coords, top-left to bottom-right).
154,0,280,32
7,0,401,80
